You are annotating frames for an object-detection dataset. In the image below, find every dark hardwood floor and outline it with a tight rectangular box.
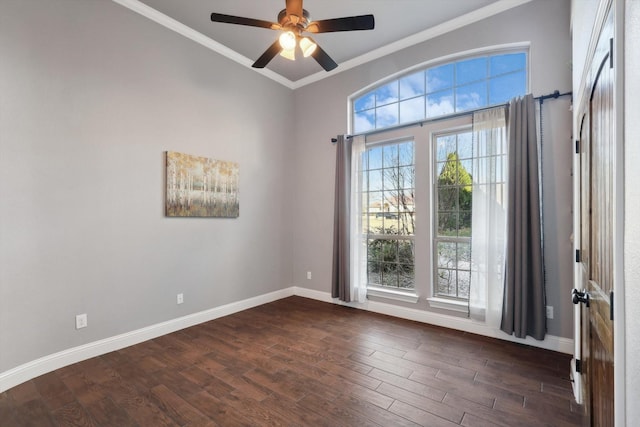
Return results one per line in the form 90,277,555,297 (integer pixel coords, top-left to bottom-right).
0,296,585,426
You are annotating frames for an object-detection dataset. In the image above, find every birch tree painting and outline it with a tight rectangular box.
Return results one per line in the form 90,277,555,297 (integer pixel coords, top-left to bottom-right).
166,151,239,217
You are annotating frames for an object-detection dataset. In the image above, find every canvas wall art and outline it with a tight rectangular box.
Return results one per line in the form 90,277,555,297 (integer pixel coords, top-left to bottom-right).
166,151,239,217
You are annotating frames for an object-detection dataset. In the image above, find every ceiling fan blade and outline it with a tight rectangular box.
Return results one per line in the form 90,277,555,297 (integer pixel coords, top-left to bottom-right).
307,15,375,33
310,43,338,72
211,13,280,30
252,40,282,68
285,0,303,18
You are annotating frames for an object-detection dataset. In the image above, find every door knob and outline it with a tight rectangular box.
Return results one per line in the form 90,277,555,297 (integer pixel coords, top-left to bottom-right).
572,288,590,307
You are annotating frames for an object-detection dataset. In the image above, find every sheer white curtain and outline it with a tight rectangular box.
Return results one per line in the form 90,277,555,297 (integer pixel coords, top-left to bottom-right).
469,107,507,327
350,135,367,303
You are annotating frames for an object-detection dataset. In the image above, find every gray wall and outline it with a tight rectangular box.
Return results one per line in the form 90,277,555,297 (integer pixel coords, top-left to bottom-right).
0,0,294,373
292,0,575,338
0,0,577,378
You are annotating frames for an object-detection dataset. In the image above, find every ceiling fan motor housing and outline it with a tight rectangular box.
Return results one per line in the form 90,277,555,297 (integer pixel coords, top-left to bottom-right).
277,8,310,33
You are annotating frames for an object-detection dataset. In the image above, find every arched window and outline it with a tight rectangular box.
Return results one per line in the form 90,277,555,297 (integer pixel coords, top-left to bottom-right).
349,48,527,311
352,51,527,133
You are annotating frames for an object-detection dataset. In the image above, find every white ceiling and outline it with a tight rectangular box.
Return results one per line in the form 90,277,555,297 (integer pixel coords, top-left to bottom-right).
115,0,531,88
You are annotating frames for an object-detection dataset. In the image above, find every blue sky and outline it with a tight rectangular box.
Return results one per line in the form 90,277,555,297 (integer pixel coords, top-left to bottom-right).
353,52,527,133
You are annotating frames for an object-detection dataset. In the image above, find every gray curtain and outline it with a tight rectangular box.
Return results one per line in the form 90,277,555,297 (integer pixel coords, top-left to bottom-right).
501,94,546,340
332,135,351,302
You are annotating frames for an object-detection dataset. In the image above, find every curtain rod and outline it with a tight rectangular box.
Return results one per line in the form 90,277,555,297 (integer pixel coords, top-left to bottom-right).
331,90,572,143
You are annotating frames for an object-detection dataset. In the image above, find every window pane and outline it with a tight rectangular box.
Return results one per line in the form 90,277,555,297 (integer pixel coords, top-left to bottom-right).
363,139,415,291
399,241,415,289
368,239,381,261
375,82,399,106
456,57,487,85
383,168,397,191
352,51,525,134
460,159,473,188
489,71,527,105
354,110,375,133
369,191,383,213
399,211,415,235
438,186,458,213
427,89,454,117
400,71,425,100
354,93,375,112
384,191,400,212
362,212,371,234
438,212,458,236
368,261,381,285
456,81,487,111
457,132,473,160
437,242,457,269
376,104,399,128
427,63,454,92
436,135,457,162
368,146,383,170
398,166,414,189
383,145,399,168
399,267,415,289
457,270,470,298
457,242,471,270
382,240,398,262
382,269,399,288
490,53,526,77
438,158,459,185
399,97,425,124
383,218,399,236
398,142,414,166
369,170,382,191
437,269,457,296
459,211,472,237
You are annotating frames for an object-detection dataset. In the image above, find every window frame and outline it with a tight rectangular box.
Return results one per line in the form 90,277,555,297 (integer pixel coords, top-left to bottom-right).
360,136,417,297
350,46,528,311
350,47,529,135
432,127,474,302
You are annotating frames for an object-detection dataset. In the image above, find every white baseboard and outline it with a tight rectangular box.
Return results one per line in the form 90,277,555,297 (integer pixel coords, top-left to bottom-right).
292,287,574,354
0,287,295,393
0,285,572,393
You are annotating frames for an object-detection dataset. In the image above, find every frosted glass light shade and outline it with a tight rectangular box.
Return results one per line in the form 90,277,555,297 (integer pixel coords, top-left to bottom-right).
279,48,296,61
299,37,317,57
278,31,296,50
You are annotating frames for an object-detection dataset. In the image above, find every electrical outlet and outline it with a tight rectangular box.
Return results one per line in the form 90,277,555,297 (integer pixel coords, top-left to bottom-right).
177,293,184,304
307,271,312,280
546,306,554,319
75,313,87,329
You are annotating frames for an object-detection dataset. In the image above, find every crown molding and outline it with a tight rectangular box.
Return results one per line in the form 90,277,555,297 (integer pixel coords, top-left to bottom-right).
290,0,534,89
111,0,296,89
113,0,533,90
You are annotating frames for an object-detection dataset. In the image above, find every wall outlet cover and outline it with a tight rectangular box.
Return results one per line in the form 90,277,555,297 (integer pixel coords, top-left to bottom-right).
546,306,554,319
75,313,87,329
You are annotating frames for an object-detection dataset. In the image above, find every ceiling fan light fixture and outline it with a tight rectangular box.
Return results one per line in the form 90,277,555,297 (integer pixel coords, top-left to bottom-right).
210,1,375,71
299,37,317,57
279,47,296,61
278,31,297,50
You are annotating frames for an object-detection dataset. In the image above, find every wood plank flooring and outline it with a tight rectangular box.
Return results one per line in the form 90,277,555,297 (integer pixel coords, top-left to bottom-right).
0,296,585,426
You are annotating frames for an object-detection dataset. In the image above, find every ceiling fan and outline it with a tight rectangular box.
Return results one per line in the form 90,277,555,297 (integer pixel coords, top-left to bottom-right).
210,0,375,72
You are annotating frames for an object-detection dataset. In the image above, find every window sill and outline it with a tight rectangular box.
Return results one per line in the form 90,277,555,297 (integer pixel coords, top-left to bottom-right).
426,297,469,313
367,286,419,303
